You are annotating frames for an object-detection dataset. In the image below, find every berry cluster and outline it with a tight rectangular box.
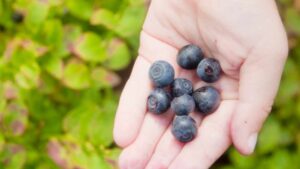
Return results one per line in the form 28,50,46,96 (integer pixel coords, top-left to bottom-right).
147,44,222,143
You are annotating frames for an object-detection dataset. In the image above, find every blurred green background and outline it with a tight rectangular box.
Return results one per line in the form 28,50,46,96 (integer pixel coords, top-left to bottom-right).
0,0,299,169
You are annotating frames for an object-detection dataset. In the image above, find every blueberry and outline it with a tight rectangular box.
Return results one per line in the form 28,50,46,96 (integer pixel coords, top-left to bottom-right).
171,78,193,97
177,44,204,69
149,60,175,87
12,12,24,24
171,115,197,143
197,58,221,83
171,94,195,116
193,86,221,115
147,88,171,114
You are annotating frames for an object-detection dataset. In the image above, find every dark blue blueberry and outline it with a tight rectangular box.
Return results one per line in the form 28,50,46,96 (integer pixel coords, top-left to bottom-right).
196,58,221,83
12,12,24,23
193,86,221,115
171,78,193,97
177,44,204,69
147,88,171,114
171,94,195,116
149,60,175,87
171,115,197,143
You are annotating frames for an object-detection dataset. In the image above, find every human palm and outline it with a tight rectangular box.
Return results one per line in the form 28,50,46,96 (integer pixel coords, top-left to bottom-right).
114,0,288,168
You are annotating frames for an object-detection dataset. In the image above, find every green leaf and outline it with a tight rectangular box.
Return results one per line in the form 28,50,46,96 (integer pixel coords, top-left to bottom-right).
63,103,95,140
90,9,118,29
296,98,300,120
104,148,121,160
278,0,293,5
63,59,91,90
14,61,40,89
103,148,120,168
0,97,6,113
84,146,112,169
64,101,114,146
44,55,64,79
48,137,112,169
276,58,300,106
73,32,106,63
229,148,257,169
256,150,299,169
87,108,114,146
285,8,300,34
115,6,145,38
105,38,131,70
64,24,83,43
0,134,4,151
1,101,28,136
91,67,121,88
268,150,297,169
66,0,94,20
38,19,68,57
9,44,37,68
25,1,49,28
48,0,63,6
98,0,127,12
0,144,26,169
39,19,63,45
257,117,282,154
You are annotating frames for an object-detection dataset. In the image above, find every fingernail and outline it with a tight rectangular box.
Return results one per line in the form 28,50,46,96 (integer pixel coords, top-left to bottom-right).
248,133,258,153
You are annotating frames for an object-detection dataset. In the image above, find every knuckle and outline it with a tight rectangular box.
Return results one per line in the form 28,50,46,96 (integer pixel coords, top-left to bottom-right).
119,150,144,169
172,162,203,169
149,158,169,169
201,147,217,166
113,127,129,148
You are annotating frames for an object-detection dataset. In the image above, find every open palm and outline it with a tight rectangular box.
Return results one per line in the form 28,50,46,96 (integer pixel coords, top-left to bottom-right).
114,0,288,168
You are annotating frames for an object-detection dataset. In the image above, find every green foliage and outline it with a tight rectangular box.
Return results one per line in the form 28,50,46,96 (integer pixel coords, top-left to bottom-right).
0,0,145,168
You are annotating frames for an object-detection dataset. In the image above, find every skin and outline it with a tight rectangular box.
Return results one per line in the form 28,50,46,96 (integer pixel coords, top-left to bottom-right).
114,0,288,168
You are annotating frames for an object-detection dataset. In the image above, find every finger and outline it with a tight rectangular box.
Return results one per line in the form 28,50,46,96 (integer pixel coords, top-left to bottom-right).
118,111,174,169
113,57,151,147
118,62,190,169
231,34,288,155
118,34,197,168
145,125,183,169
113,31,178,147
145,75,237,169
169,100,236,169
145,112,202,169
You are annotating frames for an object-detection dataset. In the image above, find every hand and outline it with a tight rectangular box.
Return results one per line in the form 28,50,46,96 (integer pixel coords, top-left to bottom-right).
114,0,288,168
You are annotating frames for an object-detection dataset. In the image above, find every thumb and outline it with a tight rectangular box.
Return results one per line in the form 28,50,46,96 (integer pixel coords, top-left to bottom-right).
231,33,288,155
